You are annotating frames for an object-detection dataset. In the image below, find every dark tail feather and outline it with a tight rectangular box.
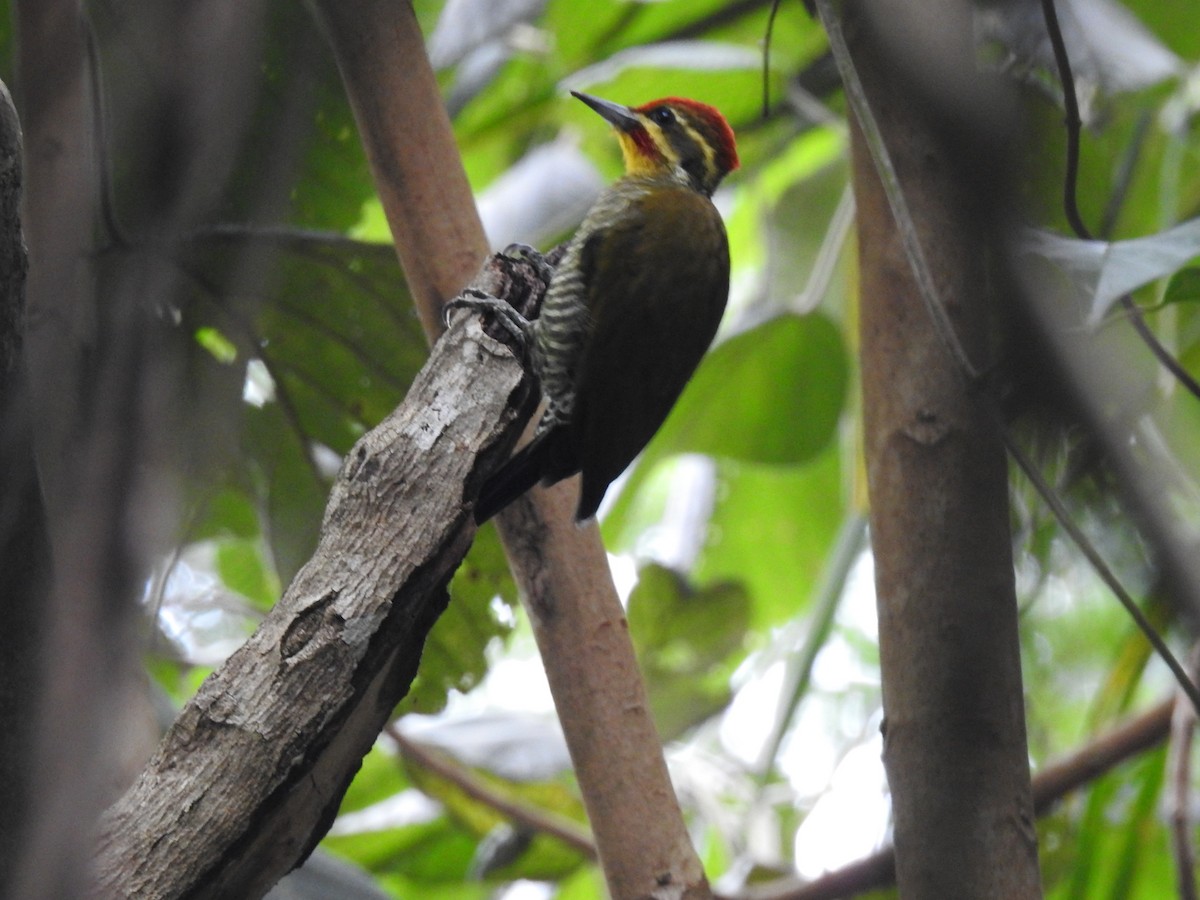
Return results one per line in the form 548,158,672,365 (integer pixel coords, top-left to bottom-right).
574,477,607,523
474,435,554,524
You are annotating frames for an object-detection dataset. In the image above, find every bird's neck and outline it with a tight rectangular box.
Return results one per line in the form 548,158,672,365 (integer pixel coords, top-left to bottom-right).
618,164,703,196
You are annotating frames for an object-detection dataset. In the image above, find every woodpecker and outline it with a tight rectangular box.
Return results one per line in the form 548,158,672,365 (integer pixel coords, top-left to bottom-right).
458,91,738,523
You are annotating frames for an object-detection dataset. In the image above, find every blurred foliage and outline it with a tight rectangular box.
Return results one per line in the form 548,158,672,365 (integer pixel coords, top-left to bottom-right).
628,564,751,740
25,0,1200,897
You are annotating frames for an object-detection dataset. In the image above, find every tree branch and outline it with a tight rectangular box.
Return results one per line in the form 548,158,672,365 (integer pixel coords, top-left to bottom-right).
831,1,1041,895
92,259,537,897
734,697,1174,900
388,725,596,860
313,2,710,897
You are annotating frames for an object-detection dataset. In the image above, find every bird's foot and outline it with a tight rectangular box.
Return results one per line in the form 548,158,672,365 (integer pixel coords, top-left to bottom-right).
501,242,555,287
443,289,532,357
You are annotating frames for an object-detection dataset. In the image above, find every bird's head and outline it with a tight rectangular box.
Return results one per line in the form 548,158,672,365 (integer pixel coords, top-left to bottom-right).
571,91,739,197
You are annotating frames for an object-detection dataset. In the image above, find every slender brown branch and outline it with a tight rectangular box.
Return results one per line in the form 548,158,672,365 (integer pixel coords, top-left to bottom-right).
1168,647,1200,900
733,698,1175,900
1118,295,1200,401
762,0,784,116
1038,0,1089,241
1031,699,1172,814
312,3,710,897
387,725,596,859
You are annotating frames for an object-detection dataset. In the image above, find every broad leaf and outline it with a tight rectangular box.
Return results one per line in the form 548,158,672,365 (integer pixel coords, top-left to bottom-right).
628,564,751,739
655,312,848,465
1022,220,1200,323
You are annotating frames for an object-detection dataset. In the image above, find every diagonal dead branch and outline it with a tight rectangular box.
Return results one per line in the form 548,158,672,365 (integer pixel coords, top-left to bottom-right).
388,724,597,859
92,258,537,899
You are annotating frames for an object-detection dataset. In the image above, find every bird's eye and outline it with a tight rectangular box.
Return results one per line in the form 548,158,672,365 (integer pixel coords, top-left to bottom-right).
649,106,675,126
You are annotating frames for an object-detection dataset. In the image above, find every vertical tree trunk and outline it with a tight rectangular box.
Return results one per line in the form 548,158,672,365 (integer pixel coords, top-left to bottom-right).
14,2,274,893
846,4,1041,896
0,77,49,894
11,5,122,896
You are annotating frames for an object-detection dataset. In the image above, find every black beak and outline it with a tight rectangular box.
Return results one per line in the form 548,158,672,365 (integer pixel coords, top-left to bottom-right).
571,91,640,133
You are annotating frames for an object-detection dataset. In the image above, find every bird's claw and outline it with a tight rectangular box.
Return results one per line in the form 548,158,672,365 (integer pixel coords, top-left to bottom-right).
443,289,532,357
501,242,555,287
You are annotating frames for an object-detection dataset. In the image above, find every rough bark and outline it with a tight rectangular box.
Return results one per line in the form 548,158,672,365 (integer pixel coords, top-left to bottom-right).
92,268,536,897
314,2,710,897
846,3,1041,897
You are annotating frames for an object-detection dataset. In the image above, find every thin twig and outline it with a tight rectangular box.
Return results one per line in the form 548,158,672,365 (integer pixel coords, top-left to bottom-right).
814,0,1200,712
1002,428,1200,713
1038,0,1090,241
813,0,982,382
1120,295,1200,400
1039,0,1200,402
386,724,596,859
762,0,784,117
732,697,1175,900
82,4,130,251
1031,697,1174,816
1168,644,1200,900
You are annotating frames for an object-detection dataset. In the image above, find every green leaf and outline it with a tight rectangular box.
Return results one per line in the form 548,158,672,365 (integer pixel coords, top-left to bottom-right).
377,872,491,900
654,312,848,465
337,744,411,816
178,232,428,585
696,444,844,630
1022,221,1200,324
555,865,608,900
1104,748,1168,900
191,486,262,541
1047,747,1169,900
234,3,377,232
399,525,518,715
403,747,587,880
241,401,328,585
627,564,751,739
324,818,478,881
248,237,426,453
214,537,280,610
628,565,749,666
1163,265,1200,305
195,326,239,364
